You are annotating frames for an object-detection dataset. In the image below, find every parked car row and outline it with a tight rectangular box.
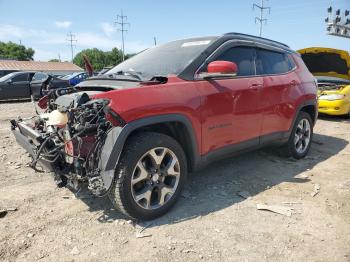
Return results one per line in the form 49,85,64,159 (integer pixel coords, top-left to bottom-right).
0,71,89,100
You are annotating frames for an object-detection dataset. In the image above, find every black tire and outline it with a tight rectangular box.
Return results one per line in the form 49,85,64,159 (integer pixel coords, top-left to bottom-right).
280,111,313,159
108,132,187,220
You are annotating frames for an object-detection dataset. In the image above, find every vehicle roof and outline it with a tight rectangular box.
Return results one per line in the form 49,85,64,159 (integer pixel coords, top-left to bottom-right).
10,71,36,75
61,72,85,79
168,33,293,53
220,32,294,52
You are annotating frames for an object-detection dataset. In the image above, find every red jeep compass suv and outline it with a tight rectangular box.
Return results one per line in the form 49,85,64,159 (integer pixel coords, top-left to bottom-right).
11,33,318,220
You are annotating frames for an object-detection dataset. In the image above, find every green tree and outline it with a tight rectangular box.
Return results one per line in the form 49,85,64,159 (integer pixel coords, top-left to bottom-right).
48,59,60,62
73,48,107,71
105,48,123,66
73,47,131,71
125,53,136,60
0,41,35,61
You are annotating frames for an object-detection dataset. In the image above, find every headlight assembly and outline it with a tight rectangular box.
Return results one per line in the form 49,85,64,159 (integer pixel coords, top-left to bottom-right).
319,94,345,101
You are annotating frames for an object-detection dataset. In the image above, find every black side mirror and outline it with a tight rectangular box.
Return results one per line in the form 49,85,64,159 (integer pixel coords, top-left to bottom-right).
7,79,13,84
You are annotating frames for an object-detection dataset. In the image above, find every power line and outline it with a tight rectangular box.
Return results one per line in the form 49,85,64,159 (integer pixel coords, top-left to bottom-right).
66,32,77,62
253,0,271,37
115,10,130,61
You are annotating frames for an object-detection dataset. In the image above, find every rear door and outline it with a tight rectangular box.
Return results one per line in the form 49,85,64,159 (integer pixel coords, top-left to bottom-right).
30,72,47,98
197,44,264,155
256,48,298,140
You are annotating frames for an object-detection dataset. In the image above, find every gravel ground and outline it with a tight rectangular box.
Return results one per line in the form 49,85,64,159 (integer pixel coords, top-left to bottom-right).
0,101,349,262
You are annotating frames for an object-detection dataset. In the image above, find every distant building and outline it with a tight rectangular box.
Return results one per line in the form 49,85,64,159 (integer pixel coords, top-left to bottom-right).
0,60,83,77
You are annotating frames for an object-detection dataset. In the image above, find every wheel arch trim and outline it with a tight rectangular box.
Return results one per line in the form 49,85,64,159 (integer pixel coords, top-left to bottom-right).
101,114,200,174
285,99,317,139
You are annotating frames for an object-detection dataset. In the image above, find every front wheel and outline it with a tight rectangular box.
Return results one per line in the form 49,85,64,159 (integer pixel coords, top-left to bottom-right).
108,132,187,220
280,111,313,159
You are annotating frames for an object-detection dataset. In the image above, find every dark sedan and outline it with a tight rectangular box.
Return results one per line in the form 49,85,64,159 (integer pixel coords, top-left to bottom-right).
0,72,35,100
0,71,71,100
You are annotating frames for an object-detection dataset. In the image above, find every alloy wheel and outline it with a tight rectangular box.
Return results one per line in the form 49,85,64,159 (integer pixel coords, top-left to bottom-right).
294,118,311,154
131,147,181,210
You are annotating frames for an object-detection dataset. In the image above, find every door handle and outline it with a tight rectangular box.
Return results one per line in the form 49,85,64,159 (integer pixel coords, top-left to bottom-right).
249,83,263,89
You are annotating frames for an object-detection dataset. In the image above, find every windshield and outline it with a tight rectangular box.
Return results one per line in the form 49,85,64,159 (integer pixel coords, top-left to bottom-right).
107,37,217,80
0,72,16,82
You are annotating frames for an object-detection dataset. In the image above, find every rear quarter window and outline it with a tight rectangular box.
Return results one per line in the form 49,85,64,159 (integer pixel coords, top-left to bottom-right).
32,72,47,81
256,49,294,75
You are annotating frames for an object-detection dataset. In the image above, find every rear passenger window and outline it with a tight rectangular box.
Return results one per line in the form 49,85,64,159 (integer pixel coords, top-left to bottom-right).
214,47,255,76
32,73,47,81
256,49,293,75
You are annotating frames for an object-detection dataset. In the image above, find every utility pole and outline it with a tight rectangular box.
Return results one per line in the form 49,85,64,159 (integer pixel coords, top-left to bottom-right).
66,32,77,62
115,10,130,61
253,0,271,37
154,37,157,46
58,53,61,62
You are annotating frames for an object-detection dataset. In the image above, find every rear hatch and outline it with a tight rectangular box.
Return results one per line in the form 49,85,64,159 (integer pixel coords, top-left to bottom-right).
298,47,350,81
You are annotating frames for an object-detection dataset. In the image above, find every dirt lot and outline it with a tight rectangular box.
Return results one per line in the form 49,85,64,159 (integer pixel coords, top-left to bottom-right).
0,101,349,262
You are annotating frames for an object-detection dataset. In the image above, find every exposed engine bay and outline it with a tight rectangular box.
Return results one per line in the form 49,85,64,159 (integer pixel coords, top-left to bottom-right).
10,88,122,196
318,82,345,91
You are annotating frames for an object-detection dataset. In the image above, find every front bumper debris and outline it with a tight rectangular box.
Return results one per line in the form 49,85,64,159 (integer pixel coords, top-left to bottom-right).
11,120,55,172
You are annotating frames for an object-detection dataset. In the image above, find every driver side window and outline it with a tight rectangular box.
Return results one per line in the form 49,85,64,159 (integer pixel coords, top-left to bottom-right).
12,73,28,82
214,47,255,77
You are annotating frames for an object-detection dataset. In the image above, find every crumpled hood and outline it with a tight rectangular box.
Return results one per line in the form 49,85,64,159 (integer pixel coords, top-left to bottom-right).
55,77,148,109
76,77,141,90
298,47,350,81
54,91,103,108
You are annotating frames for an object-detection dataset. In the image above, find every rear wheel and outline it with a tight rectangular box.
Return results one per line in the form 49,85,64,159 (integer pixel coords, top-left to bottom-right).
280,111,313,159
108,132,187,220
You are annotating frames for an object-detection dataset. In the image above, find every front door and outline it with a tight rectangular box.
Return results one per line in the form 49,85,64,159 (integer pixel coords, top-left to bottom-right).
8,73,31,99
198,46,263,155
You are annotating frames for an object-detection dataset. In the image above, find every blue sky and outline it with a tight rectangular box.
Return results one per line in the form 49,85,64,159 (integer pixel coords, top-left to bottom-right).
0,0,348,61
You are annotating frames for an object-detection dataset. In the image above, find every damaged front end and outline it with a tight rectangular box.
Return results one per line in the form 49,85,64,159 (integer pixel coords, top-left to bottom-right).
11,88,124,196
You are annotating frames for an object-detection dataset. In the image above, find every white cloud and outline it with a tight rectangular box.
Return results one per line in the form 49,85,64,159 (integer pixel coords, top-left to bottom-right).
0,24,25,39
78,32,118,49
0,23,148,61
75,32,148,53
101,22,116,37
54,21,72,28
33,48,62,61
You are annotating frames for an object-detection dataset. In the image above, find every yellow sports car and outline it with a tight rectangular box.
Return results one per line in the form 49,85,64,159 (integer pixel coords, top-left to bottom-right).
298,47,350,117
317,81,350,116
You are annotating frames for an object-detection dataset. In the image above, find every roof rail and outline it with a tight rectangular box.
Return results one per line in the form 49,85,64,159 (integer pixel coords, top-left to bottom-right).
223,32,290,48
